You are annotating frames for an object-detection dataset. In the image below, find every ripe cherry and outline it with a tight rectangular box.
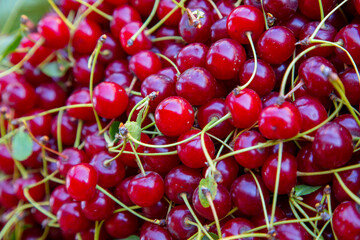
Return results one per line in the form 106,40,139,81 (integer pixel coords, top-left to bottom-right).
114,177,134,206
24,109,52,137
73,56,104,85
334,23,360,65
57,147,88,177
140,223,173,240
120,21,152,55
84,133,107,158
72,19,102,54
2,81,36,114
129,50,162,81
0,179,19,209
35,82,67,110
176,43,209,73
105,59,129,77
263,0,298,21
298,0,336,20
110,5,142,38
339,68,360,105
282,12,310,38
210,17,230,42
333,114,360,139
0,144,14,174
81,190,115,221
105,211,140,239
50,112,77,146
14,173,45,202
66,88,95,121
332,201,360,239
157,0,182,27
49,185,73,214
142,198,169,219
57,202,91,234
274,220,312,240
117,133,151,167
221,218,257,239
37,15,70,49
333,159,360,203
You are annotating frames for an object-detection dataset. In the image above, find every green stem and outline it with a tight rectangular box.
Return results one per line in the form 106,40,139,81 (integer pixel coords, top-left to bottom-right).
127,96,150,122
48,0,75,30
128,140,146,176
260,0,269,30
156,53,181,75
318,0,325,21
74,0,113,20
221,233,269,240
240,32,257,90
270,141,283,228
151,36,185,42
334,172,360,205
207,0,223,19
74,119,83,148
205,192,222,239
56,110,64,153
201,118,218,174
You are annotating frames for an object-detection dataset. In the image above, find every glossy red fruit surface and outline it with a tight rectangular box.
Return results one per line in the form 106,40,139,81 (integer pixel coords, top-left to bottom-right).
332,201,360,240
57,202,91,234
37,15,70,49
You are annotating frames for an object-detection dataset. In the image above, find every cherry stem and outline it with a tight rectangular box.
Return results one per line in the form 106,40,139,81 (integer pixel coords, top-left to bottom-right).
207,132,233,152
104,139,126,166
151,36,185,43
334,172,360,205
126,76,138,95
73,0,103,27
74,0,112,20
284,80,304,99
41,148,50,200
156,53,181,75
129,140,146,176
0,112,6,138
316,220,331,240
292,198,318,213
204,190,221,238
215,130,234,159
290,198,320,233
127,95,150,122
113,205,142,213
128,0,160,46
298,163,360,177
317,0,325,21
201,118,218,174
56,109,64,153
94,220,105,240
110,149,178,156
260,0,269,30
221,233,269,240
47,0,75,30
289,199,319,238
0,126,22,144
207,0,223,19
180,193,214,240
147,0,187,35
74,119,83,148
240,32,257,90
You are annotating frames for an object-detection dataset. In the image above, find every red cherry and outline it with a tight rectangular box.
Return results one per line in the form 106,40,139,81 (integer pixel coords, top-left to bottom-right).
111,5,142,38
57,148,88,177
114,177,134,206
176,43,209,73
14,173,45,202
50,112,77,146
2,82,36,114
0,144,14,174
274,220,312,240
282,12,310,38
73,56,105,85
37,15,70,49
72,19,102,54
221,218,257,240
142,198,169,219
84,133,107,158
120,21,152,55
129,50,162,81
57,202,91,234
140,223,173,240
334,23,360,65
118,133,151,167
332,201,360,240
49,185,73,214
210,17,230,42
105,211,140,239
339,68,360,105
156,0,182,27
81,190,115,221
298,0,336,20
263,0,298,21
23,109,52,137
66,88,95,121
0,179,19,209
35,82,67,110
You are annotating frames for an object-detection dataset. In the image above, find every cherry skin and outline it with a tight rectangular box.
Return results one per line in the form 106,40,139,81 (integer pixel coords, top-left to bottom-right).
155,96,194,137
105,211,140,239
263,0,298,21
333,159,360,203
176,43,209,73
157,66,178,82
14,173,45,202
215,0,235,16
57,202,91,234
334,114,360,139
129,50,162,82
211,17,230,42
23,109,52,137
110,5,142,38
1,81,36,114
127,171,165,207
35,82,67,110
154,26,180,50
239,59,276,97
187,0,212,12
140,223,173,240
176,67,216,106
312,122,353,169
22,62,50,86
332,201,360,239
106,71,134,89
50,112,77,146
339,68,360,105
252,205,286,232
274,220,312,240
72,18,102,54
165,165,202,204
142,198,169,219
297,144,333,186
298,0,336,20
49,185,73,214
256,26,296,65
156,0,182,27
227,5,265,44
65,163,98,201
81,189,115,221
37,15,70,49
0,144,14,174
160,42,184,68
231,173,270,216
0,179,19,209
57,147,88,177
73,56,105,85
66,88,94,121
234,130,270,169
114,177,134,206
225,88,262,129
93,82,128,119
143,136,180,174
105,59,129,77
98,34,125,64
334,24,360,65
259,102,302,140
192,184,232,220
117,133,151,167
120,21,152,55
261,152,298,194
84,133,107,158
221,218,257,240
282,12,310,38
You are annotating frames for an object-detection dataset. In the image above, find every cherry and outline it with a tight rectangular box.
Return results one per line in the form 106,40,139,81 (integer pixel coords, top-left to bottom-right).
78,0,112,24
99,34,125,63
333,159,360,203
35,82,67,110
259,102,302,140
154,26,180,49
297,144,333,186
66,88,95,121
157,0,182,27
120,21,152,55
105,211,140,238
252,205,286,232
105,72,134,89
225,88,262,129
104,0,127,6
165,165,202,204
256,26,296,65
0,144,14,174
73,56,105,85
274,220,312,240
65,163,98,201
221,218,257,240
206,38,247,81
21,139,44,169
49,185,73,214
37,15,70,49
167,204,204,240
193,184,232,220
263,0,298,21
58,0,81,15
23,109,52,137
111,5,142,39
282,12,310,38
333,114,360,139
0,179,19,209
114,176,135,206
93,81,129,119
312,122,353,169
155,96,194,137
2,81,36,114
227,5,265,44
261,152,298,194
128,171,165,207
339,68,360,105
231,173,270,216
57,147,88,177
23,62,51,86
57,202,91,234
142,198,169,219
105,59,129,78
72,19,102,54
178,8,213,43
239,59,276,97
118,133,151,167
332,201,360,239
160,42,184,67
84,133,107,158
302,186,335,218
234,130,269,169
298,0,336,20
81,189,115,221
334,23,360,65
140,222,173,240
176,67,217,106
210,17,230,42
157,66,178,82
129,50,162,81
14,173,45,202
176,43,209,73
215,0,235,16
51,112,77,146
76,226,109,240
187,0,212,12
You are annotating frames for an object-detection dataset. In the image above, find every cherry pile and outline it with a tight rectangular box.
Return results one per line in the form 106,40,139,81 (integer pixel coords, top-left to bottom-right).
0,0,360,239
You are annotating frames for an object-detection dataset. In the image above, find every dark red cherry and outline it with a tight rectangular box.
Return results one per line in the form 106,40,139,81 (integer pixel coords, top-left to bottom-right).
24,109,52,137
333,114,360,139
117,133,151,167
154,26,179,50
73,56,104,85
231,173,270,216
143,136,180,174
93,82,128,119
50,185,73,214
274,220,312,240
297,144,333,186
157,66,178,82
65,163,98,201
14,173,45,202
120,21,152,55
210,17,230,42
259,102,302,139
35,82,67,110
157,0,182,27
140,223,173,240
142,198,169,219
129,50,162,81
99,34,125,63
263,0,298,21
177,129,215,169
81,189,115,221
176,67,216,106
0,144,14,174
239,59,276,97
332,201,360,240
282,12,310,38
160,42,184,67
66,88,94,121
339,68,360,105
0,179,19,209
78,0,112,24
261,152,298,194
84,133,107,158
225,88,262,129
2,81,36,114
105,72,134,89
72,19,102,54
128,171,165,207
252,205,286,232
187,0,212,12
57,202,90,234
37,15,70,49
334,24,360,65
111,5,142,38
155,96,194,137
234,130,269,169
193,184,232,220
176,43,209,73
312,122,353,169
105,211,139,239
22,62,51,86
206,38,246,80
227,5,265,44
105,59,129,78
215,0,235,16
221,218,257,240
57,148,88,177
165,165,202,204
298,0,336,20
114,176,134,206
256,26,296,65
51,112,77,146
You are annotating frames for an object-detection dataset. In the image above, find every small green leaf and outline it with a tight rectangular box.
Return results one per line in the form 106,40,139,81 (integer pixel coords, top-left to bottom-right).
125,121,141,149
198,177,217,208
0,31,22,61
136,104,147,127
109,121,120,141
12,129,33,161
120,235,140,240
202,232,219,240
40,61,71,78
294,185,322,197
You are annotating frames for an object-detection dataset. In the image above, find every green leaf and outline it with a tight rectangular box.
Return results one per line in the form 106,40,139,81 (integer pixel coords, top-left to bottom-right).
294,185,322,197
40,61,71,78
0,31,22,61
109,121,121,141
136,104,146,127
198,177,217,208
119,235,140,240
202,232,219,240
12,129,33,161
125,121,141,149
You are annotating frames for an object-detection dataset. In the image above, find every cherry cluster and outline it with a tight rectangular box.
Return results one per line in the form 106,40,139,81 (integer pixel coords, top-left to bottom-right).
0,0,360,239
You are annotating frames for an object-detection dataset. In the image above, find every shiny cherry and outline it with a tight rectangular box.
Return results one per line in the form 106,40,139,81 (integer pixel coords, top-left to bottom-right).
339,68,360,105
35,82,67,110
105,211,140,239
110,5,141,38
57,202,90,234
73,56,104,85
298,0,336,20
129,50,162,81
274,220,312,240
66,88,94,121
176,43,208,73
84,133,107,158
81,189,115,221
72,18,102,54
2,81,36,114
0,179,19,209
120,21,152,55
50,112,77,146
334,23,360,65
333,114,360,139
49,185,73,214
221,218,257,240
14,173,45,202
140,223,173,240
263,0,298,21
37,15,70,49
57,147,88,177
332,201,360,239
